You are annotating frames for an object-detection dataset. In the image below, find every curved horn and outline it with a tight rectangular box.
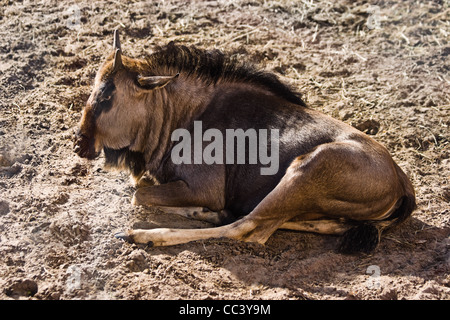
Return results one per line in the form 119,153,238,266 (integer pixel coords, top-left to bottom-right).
113,29,121,51
113,48,123,72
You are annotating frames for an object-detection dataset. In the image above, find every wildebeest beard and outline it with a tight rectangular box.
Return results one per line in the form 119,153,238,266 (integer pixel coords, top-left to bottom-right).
103,146,146,178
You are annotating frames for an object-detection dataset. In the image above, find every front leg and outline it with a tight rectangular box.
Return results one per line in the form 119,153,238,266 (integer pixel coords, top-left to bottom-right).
156,206,233,225
132,180,223,211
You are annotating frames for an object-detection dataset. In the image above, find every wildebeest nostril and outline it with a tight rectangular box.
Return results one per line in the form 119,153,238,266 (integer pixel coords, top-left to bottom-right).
74,128,85,139
73,128,90,144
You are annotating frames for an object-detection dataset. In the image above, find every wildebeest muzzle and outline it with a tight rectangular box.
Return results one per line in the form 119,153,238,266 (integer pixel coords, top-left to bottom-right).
73,128,99,160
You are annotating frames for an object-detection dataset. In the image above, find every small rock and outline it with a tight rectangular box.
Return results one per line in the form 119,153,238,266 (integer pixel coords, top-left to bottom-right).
0,200,10,216
379,288,398,300
53,192,69,205
70,163,88,177
0,162,22,178
125,249,148,272
353,119,380,135
4,279,38,297
0,154,12,166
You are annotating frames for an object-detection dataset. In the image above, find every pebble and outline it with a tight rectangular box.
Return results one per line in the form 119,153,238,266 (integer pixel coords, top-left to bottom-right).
0,200,10,216
0,154,12,166
5,279,38,297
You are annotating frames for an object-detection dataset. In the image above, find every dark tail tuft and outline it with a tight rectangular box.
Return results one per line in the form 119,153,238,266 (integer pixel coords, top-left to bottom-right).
338,193,416,255
338,222,380,254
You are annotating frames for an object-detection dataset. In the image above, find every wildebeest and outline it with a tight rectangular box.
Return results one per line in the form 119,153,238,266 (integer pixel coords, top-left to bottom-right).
74,30,416,253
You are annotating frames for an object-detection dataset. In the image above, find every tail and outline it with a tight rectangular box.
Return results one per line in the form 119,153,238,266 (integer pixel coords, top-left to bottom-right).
338,165,416,254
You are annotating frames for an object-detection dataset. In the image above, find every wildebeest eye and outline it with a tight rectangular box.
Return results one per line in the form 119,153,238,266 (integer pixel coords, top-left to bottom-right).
99,81,115,100
99,95,113,103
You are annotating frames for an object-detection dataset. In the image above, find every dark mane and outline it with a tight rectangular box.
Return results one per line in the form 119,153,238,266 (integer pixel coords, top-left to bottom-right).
145,43,306,107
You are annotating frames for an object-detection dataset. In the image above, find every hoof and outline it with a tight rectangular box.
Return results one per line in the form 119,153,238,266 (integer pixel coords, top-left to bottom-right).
131,193,153,207
114,232,133,243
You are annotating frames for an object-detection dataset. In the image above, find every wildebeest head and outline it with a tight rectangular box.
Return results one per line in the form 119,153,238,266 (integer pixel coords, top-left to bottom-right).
73,30,178,159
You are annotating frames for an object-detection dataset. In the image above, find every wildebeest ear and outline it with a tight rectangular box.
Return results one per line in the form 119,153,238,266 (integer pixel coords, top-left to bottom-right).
136,73,179,90
113,49,123,72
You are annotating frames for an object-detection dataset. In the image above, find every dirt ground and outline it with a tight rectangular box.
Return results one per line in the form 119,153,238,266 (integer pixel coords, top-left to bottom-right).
0,0,449,300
